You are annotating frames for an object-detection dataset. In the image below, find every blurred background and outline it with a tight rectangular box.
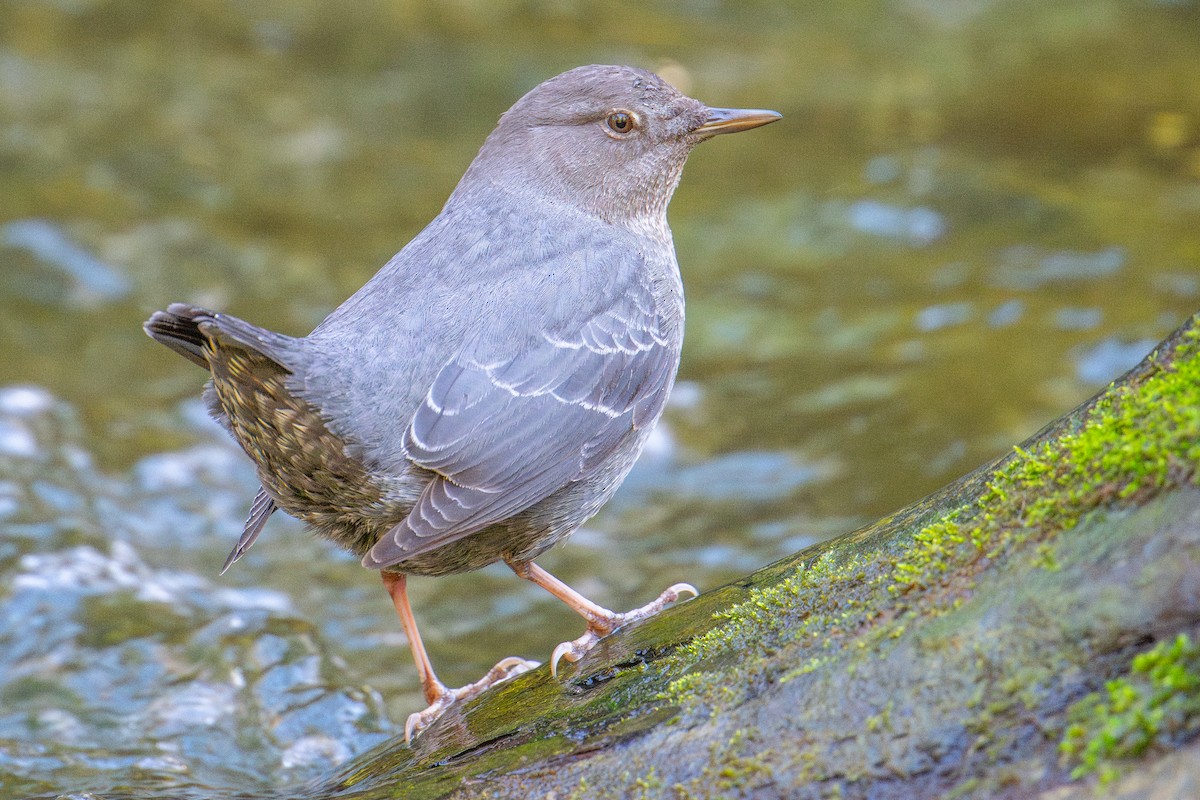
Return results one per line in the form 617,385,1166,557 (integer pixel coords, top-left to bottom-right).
2,0,1199,795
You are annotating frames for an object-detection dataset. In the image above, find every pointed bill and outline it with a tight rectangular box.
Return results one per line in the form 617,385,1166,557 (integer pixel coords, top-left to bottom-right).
694,107,782,136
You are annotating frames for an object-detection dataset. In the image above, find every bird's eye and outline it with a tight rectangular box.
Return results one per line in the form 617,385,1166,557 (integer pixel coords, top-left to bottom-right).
606,111,635,135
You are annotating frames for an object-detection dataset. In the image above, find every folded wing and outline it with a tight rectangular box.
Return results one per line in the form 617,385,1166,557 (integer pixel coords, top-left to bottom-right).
362,282,677,569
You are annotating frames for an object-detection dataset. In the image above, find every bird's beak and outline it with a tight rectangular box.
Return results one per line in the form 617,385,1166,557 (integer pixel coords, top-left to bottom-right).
694,107,782,137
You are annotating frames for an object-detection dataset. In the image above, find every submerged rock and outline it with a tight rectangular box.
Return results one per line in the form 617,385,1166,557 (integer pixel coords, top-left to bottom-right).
314,313,1200,799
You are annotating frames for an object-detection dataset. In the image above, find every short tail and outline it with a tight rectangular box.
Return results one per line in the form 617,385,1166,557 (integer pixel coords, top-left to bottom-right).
143,303,217,368
144,302,301,369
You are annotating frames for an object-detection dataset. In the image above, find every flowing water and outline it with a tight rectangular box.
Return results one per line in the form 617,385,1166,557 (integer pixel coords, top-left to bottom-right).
2,0,1199,796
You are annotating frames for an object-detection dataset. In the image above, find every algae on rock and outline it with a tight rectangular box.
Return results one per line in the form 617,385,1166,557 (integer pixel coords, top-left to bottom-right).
316,314,1200,800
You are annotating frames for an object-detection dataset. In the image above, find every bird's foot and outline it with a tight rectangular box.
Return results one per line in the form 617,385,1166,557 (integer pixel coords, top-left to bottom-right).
405,655,539,742
549,582,698,676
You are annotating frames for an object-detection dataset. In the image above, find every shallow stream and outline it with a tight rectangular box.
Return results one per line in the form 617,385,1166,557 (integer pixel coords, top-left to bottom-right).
2,1,1198,796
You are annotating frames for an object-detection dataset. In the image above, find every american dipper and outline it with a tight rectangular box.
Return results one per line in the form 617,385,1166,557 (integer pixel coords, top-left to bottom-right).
145,64,779,740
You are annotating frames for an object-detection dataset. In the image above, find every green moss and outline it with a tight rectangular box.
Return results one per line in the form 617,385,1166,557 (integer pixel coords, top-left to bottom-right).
661,323,1200,715
675,552,867,661
942,777,980,799
661,550,872,712
565,776,591,800
891,327,1200,596
624,766,664,799
670,728,774,799
1059,634,1200,784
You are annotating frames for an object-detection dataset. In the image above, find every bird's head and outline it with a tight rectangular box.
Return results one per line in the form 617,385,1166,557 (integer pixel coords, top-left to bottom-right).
454,65,780,225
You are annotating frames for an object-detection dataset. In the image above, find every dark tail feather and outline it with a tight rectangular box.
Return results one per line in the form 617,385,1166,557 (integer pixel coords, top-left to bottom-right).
144,302,301,369
143,303,216,369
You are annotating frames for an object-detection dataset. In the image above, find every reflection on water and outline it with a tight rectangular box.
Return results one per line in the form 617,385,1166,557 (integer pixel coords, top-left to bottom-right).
1,0,1199,794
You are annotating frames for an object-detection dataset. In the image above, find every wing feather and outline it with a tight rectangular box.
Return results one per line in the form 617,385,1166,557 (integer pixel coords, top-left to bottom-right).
220,486,277,574
362,281,678,569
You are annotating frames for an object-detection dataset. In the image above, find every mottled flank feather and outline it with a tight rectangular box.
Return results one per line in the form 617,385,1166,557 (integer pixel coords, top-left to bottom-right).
201,318,396,557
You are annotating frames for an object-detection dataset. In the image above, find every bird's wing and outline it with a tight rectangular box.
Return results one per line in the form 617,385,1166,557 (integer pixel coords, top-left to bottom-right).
362,280,678,569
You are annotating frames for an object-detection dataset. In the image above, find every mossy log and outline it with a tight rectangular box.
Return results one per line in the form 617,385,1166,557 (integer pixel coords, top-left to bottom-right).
311,314,1200,800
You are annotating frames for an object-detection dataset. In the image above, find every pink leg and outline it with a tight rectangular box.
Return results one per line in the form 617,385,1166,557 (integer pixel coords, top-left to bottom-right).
382,572,537,742
506,559,697,676
382,571,445,704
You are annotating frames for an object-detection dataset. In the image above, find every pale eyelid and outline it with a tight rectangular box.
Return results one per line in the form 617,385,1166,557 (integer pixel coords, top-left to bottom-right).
602,109,641,139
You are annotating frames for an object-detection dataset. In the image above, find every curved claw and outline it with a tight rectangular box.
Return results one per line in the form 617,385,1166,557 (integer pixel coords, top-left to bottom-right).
404,656,538,743
665,582,699,601
405,693,453,743
547,580,700,678
492,655,541,673
550,631,600,677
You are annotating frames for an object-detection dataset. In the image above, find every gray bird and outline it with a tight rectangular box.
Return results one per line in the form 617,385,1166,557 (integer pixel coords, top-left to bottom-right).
144,64,779,740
